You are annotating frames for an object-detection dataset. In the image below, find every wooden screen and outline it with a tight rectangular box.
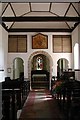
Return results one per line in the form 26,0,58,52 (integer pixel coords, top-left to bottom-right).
8,35,27,52
17,35,27,52
8,35,17,52
53,35,72,53
53,36,62,53
63,35,72,53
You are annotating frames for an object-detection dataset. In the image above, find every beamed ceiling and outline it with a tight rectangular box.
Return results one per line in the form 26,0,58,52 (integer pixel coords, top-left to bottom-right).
1,2,80,32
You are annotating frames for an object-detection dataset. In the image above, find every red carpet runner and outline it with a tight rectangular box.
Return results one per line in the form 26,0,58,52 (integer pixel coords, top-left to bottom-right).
19,89,65,120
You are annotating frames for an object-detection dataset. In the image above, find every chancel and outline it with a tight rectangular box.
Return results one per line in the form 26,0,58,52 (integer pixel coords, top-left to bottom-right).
0,1,80,120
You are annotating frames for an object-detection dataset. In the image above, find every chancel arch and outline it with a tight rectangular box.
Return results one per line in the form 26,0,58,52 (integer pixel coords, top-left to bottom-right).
28,51,53,90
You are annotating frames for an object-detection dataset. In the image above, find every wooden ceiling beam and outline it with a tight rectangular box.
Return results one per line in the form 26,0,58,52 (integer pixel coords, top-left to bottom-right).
2,16,80,22
8,28,72,32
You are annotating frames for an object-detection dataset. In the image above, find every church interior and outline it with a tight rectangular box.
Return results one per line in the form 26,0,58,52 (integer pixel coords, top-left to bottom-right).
0,1,80,120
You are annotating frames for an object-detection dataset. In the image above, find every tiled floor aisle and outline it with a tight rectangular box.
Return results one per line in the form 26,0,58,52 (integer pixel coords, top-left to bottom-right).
18,89,65,120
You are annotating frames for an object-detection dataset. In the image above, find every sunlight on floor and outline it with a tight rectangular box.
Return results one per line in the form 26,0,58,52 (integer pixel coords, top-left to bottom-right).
43,97,53,101
18,89,65,120
35,91,53,103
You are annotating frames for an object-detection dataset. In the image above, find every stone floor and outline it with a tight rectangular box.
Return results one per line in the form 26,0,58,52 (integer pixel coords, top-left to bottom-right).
18,89,65,120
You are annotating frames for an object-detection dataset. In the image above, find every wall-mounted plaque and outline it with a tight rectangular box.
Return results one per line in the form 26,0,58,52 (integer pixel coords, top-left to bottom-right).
32,33,48,49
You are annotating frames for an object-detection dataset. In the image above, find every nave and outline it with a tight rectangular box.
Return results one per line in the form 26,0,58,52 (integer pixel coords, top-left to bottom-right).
18,89,65,120
2,76,80,120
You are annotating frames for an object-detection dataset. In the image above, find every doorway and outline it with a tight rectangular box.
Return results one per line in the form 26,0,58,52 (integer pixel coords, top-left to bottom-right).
57,58,69,79
13,57,24,79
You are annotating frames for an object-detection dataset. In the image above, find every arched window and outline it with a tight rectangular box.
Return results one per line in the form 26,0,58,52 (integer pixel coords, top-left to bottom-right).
36,56,43,70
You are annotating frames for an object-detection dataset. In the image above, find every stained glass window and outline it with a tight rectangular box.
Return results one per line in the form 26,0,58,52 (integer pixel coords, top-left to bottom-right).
36,56,43,70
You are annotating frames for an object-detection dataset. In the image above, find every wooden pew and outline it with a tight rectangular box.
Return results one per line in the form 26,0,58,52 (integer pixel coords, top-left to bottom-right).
2,89,17,120
52,80,80,120
2,77,30,120
69,81,80,120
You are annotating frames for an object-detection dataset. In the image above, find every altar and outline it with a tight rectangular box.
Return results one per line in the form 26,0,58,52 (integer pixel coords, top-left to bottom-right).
32,74,47,81
31,70,49,89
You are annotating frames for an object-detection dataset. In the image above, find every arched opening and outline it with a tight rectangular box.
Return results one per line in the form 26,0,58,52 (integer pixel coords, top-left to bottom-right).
57,58,69,79
13,57,24,79
31,54,50,89
28,51,53,90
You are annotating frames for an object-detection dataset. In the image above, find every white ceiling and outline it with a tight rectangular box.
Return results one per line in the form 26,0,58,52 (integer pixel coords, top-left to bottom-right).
1,2,80,32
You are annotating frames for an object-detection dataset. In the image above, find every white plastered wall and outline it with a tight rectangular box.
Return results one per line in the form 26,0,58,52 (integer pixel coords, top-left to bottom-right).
0,24,8,120
8,32,72,80
0,25,8,82
72,24,80,80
